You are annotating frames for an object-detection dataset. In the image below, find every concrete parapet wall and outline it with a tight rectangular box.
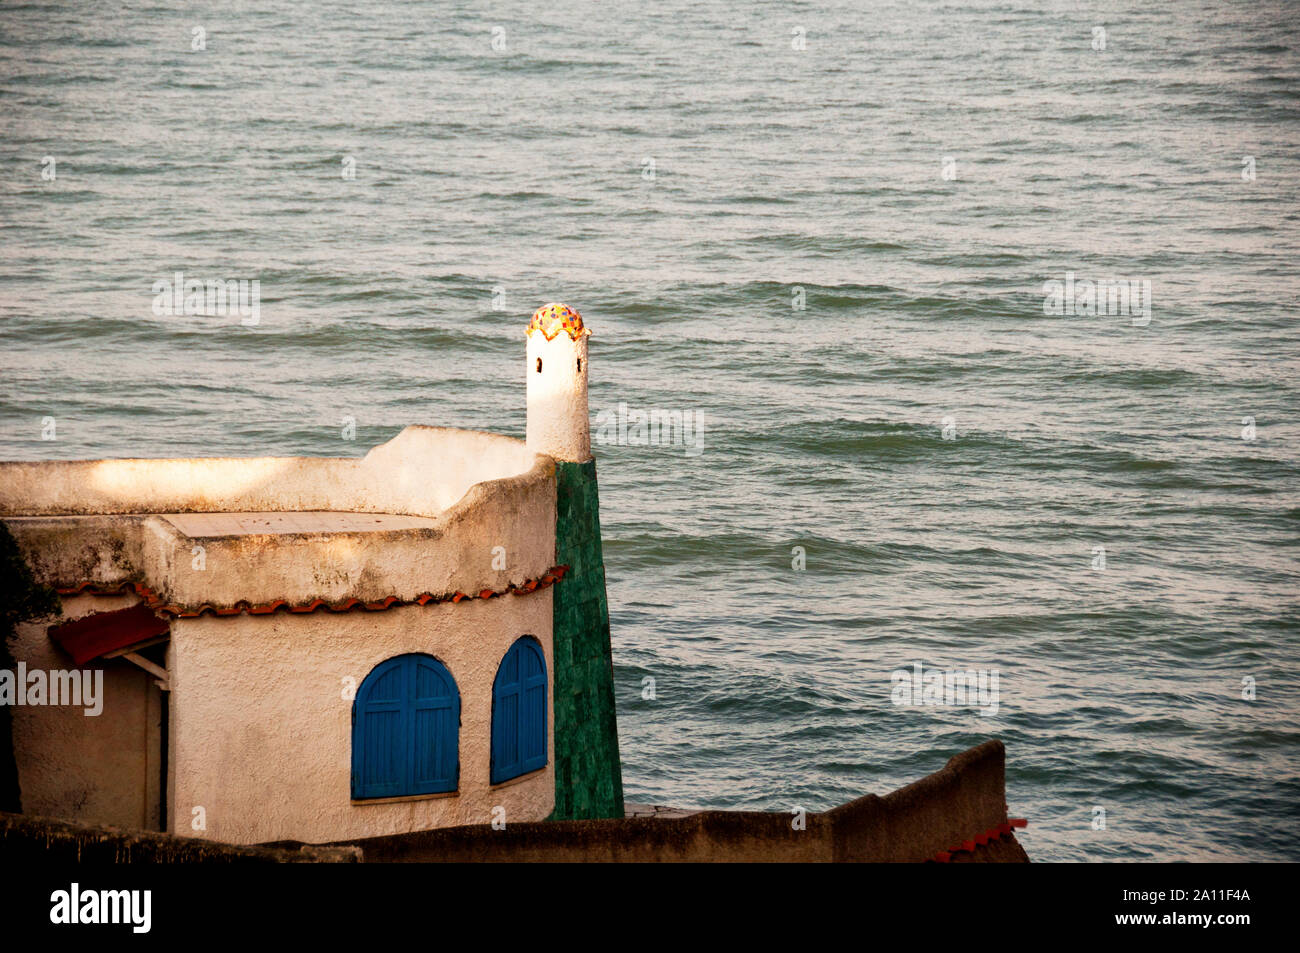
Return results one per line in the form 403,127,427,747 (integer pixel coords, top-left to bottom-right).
0,741,1023,862
333,740,1020,862
827,738,1011,862
0,811,359,863
0,427,537,520
0,428,558,609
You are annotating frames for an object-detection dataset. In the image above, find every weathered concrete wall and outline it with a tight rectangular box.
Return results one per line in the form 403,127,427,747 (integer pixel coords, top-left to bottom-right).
0,741,1024,862
167,594,555,845
0,811,359,862
348,807,832,862
827,737,1011,862
10,593,162,832
0,428,557,612
333,740,1021,862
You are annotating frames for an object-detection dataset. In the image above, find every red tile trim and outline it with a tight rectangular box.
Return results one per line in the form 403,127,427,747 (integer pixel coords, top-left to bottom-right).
55,565,569,620
928,818,1027,863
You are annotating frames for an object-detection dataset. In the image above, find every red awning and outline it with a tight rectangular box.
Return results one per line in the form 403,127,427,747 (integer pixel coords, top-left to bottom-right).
47,604,171,666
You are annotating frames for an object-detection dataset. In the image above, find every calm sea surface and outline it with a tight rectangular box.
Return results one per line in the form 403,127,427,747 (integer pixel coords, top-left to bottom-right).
2,1,1298,860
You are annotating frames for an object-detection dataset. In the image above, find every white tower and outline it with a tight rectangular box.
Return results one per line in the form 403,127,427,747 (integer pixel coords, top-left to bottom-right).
526,303,591,463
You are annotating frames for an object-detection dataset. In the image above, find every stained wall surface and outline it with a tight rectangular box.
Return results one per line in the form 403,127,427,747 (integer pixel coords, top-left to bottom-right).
10,593,163,831
167,593,555,845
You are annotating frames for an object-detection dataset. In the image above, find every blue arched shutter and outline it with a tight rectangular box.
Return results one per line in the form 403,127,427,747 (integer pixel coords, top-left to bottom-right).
491,638,547,783
353,657,406,799
409,656,458,794
352,654,458,799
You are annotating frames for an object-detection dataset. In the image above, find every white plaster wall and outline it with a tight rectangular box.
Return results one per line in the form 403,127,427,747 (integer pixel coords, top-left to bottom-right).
0,426,539,519
10,593,163,831
527,332,590,463
167,592,555,845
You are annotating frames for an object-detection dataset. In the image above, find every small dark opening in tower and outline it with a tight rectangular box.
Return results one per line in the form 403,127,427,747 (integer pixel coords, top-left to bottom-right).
577,358,582,373
536,357,542,373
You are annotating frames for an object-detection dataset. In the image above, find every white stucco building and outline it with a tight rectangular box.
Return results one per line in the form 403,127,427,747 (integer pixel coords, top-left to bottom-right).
0,304,624,845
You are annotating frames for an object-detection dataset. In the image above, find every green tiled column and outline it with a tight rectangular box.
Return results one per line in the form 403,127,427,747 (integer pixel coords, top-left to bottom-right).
550,459,624,819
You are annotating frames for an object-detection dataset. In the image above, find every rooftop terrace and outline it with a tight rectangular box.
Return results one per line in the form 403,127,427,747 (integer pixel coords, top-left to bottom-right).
0,427,559,613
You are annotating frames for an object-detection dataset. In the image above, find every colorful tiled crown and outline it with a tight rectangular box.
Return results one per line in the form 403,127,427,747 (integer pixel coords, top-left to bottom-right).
527,303,590,341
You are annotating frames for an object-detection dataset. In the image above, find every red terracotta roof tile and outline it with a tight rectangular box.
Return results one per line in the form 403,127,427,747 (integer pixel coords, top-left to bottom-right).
54,566,570,620
47,604,170,666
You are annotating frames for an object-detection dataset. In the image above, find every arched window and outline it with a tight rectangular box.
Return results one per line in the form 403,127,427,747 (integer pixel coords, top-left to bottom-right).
490,637,548,784
352,653,459,800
